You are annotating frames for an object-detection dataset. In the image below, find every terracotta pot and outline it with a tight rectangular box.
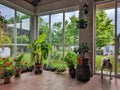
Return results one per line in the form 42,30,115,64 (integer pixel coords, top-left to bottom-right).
15,67,21,77
4,77,11,84
77,57,89,65
34,64,43,75
77,57,83,65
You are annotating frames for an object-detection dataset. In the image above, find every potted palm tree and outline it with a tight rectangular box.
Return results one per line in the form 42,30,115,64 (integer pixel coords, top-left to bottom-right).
30,32,52,75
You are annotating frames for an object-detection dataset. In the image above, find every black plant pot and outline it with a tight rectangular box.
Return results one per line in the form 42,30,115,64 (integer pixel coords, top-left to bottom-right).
69,66,76,78
76,64,91,81
28,66,34,72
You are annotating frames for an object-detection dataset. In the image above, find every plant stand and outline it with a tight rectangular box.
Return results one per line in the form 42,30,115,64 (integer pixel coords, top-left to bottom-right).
76,64,91,81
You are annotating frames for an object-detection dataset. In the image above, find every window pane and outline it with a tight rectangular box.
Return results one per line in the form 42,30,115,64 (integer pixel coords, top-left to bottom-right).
51,13,63,44
65,11,79,45
39,15,49,41
0,4,14,44
16,11,30,44
96,2,115,75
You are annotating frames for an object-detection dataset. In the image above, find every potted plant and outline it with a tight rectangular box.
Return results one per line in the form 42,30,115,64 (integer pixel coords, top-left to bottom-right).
0,57,14,84
30,32,52,75
74,42,90,65
64,51,77,78
14,54,24,77
77,19,89,29
74,42,91,81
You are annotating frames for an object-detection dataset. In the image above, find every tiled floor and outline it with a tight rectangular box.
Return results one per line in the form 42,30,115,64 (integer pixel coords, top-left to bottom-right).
0,70,120,90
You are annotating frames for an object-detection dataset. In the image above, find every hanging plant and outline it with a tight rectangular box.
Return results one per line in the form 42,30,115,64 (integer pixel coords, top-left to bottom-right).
77,19,89,29
77,0,89,29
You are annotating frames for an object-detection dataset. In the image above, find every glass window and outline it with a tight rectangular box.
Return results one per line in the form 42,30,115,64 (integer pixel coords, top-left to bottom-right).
96,2,115,74
0,4,15,57
51,13,63,45
0,4,14,44
65,11,79,45
39,15,49,41
16,11,30,44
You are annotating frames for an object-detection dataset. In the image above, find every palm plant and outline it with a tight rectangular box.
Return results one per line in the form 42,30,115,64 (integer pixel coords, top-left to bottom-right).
30,32,52,74
30,32,52,65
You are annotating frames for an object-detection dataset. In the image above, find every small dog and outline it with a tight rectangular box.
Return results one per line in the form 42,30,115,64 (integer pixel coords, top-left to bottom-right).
101,58,112,79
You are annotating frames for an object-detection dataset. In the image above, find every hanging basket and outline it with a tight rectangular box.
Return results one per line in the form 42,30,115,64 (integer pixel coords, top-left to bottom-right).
77,19,88,29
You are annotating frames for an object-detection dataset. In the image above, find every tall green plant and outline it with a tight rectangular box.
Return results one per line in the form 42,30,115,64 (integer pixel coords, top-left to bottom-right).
30,32,52,65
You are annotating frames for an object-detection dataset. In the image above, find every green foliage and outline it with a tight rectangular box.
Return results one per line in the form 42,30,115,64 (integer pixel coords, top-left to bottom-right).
18,53,32,71
15,54,24,67
39,17,49,38
0,57,14,78
8,14,30,24
17,35,29,44
51,22,62,44
77,19,89,24
30,32,52,65
65,15,79,44
64,51,77,67
48,60,67,72
39,15,79,45
96,10,114,49
51,51,62,60
74,42,90,58
76,19,89,29
0,27,12,44
0,16,12,44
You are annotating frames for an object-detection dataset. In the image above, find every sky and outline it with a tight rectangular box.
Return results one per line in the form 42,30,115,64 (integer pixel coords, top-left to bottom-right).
0,4,14,20
40,11,79,26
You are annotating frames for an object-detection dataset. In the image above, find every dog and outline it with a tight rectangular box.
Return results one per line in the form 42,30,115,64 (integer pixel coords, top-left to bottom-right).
101,58,112,79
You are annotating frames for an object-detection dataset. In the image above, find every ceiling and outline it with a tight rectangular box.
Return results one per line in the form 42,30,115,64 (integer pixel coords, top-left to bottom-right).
24,0,41,7
0,0,79,15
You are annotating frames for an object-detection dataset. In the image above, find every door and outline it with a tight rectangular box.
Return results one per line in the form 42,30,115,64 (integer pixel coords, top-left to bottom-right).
115,1,120,77
95,1,115,76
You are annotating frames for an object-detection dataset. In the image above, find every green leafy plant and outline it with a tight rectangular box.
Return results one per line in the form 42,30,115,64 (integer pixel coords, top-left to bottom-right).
15,54,24,67
74,42,90,58
0,57,14,78
56,64,67,72
48,60,67,72
30,32,52,65
64,51,77,68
